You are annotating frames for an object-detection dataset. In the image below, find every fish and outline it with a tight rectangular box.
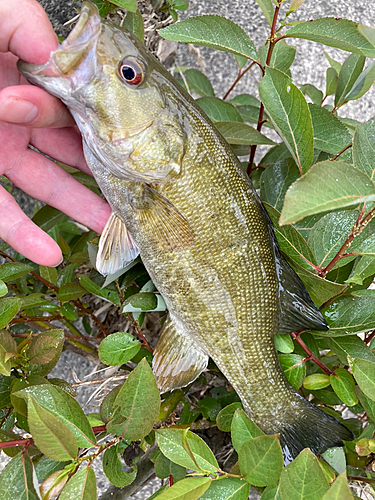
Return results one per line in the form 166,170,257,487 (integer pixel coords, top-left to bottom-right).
18,1,353,461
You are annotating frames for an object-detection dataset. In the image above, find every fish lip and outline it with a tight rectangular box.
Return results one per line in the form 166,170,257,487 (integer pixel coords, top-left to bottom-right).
17,1,101,78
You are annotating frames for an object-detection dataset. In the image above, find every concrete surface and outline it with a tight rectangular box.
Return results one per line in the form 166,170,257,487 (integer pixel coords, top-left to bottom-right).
1,0,375,498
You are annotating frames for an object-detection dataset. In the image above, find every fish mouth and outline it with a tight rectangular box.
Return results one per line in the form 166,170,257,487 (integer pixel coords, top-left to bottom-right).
17,1,101,81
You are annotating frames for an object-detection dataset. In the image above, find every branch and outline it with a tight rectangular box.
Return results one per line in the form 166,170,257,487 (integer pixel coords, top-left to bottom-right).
124,312,153,353
328,142,353,161
223,62,256,100
291,332,335,376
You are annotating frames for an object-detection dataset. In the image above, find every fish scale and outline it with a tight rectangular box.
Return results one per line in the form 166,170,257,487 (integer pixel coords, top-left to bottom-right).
18,0,353,460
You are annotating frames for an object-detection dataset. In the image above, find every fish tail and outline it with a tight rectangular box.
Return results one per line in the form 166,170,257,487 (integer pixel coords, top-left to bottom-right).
277,399,354,463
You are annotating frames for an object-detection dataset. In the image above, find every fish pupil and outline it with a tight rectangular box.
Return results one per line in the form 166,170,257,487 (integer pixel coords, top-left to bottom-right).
122,65,136,81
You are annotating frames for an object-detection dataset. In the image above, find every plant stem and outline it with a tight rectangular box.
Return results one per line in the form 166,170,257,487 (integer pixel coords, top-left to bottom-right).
124,312,153,353
291,332,335,376
329,142,353,161
222,62,256,100
0,437,33,449
247,1,281,174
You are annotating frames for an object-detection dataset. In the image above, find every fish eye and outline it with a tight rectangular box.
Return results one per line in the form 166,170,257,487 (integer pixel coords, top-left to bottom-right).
119,59,143,85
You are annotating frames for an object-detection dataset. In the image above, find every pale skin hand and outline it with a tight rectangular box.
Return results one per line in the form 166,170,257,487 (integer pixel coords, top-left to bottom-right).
0,0,111,266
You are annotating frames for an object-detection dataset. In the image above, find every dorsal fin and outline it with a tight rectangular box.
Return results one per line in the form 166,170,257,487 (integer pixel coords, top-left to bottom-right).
153,315,208,393
97,211,139,276
273,242,328,334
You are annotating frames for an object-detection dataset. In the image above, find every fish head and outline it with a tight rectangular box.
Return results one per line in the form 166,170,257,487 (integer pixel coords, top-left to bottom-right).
17,1,186,183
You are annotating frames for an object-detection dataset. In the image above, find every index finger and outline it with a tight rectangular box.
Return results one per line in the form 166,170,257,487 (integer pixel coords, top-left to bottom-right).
0,0,58,64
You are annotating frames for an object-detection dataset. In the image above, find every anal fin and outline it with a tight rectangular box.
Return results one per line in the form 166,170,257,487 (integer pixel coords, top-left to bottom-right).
97,212,139,276
153,315,208,393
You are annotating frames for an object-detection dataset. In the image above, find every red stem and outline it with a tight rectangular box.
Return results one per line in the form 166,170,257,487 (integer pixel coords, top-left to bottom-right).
223,62,256,101
291,332,335,376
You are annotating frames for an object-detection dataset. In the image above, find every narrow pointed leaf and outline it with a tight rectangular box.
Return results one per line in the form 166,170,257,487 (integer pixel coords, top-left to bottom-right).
326,67,338,96
231,409,264,452
279,161,375,225
279,448,329,500
260,158,300,211
216,122,276,145
156,428,219,473
309,104,352,156
357,387,375,423
238,435,283,487
0,453,42,500
345,61,375,101
159,15,258,62
259,67,314,175
254,0,274,26
335,53,365,106
56,283,86,302
59,466,96,500
353,117,375,181
123,9,144,42
0,263,32,282
285,18,375,57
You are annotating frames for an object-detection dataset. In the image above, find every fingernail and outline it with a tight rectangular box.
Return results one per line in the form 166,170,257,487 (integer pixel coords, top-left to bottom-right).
0,97,38,123
53,256,64,267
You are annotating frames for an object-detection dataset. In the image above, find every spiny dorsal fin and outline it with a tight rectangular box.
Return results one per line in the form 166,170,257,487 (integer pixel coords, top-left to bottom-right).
153,314,208,393
138,187,195,251
97,211,139,276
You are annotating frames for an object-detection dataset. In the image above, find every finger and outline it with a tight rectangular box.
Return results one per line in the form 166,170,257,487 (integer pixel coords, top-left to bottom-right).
0,85,75,127
0,185,62,266
0,0,58,64
31,126,91,175
6,148,111,235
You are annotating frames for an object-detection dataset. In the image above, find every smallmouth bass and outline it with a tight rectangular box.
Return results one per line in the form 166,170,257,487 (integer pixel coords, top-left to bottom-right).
18,1,353,461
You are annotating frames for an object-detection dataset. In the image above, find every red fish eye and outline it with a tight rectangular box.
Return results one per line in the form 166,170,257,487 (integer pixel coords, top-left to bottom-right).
119,60,143,85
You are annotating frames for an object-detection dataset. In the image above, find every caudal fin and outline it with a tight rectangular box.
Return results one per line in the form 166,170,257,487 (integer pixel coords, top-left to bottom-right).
278,399,354,464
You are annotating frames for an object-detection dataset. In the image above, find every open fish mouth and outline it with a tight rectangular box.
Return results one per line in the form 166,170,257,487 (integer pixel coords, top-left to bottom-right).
17,1,101,83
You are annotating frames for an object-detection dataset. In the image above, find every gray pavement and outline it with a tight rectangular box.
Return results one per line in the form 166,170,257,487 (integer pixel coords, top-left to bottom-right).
1,0,375,498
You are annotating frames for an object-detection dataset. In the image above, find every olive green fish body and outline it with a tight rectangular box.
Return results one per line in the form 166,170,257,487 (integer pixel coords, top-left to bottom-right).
18,2,353,460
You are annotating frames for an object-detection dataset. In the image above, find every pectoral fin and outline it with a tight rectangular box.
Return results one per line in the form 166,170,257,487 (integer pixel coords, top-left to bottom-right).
153,315,209,393
97,212,139,276
137,187,195,251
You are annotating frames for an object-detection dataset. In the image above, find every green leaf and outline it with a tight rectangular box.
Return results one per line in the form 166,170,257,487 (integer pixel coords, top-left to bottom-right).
326,67,338,96
325,53,342,73
238,435,283,487
307,211,357,268
0,280,7,297
216,122,275,145
154,477,212,500
309,104,352,156
0,453,42,500
323,335,375,365
159,15,258,62
156,428,219,473
39,265,58,285
199,477,250,500
98,331,141,366
261,485,281,500
103,443,137,487
32,205,65,232
330,369,358,407
29,329,64,376
20,293,51,310
285,18,375,58
254,0,274,26
108,358,160,440
109,0,137,11
100,385,121,423
348,255,375,285
259,40,296,74
279,354,306,390
122,292,166,312
345,61,375,101
287,260,346,306
259,67,314,175
28,334,59,365
78,274,120,305
321,446,346,474
279,161,375,225
335,53,365,106
27,396,78,461
279,448,329,499
196,97,243,123
0,263,32,282
321,295,375,336
198,397,221,421
172,0,189,11
57,264,75,287
357,387,375,423
59,466,96,500
260,158,299,211
353,359,375,402
216,402,243,432
300,84,324,105
14,385,96,447
185,69,214,97
274,333,294,353
154,452,186,482
60,302,77,321
56,283,86,302
303,373,330,390
353,117,375,181
231,409,264,453
0,374,13,409
0,297,21,329
322,472,354,500
264,203,317,271
123,9,144,42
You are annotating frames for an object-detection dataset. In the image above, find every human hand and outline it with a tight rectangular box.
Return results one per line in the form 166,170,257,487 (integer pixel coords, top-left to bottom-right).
0,0,111,266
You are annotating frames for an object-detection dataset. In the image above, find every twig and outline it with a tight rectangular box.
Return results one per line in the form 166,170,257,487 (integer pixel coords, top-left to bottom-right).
365,330,375,345
0,437,33,449
71,374,129,387
329,142,353,161
124,312,153,353
291,332,335,376
222,62,256,100
247,1,282,174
